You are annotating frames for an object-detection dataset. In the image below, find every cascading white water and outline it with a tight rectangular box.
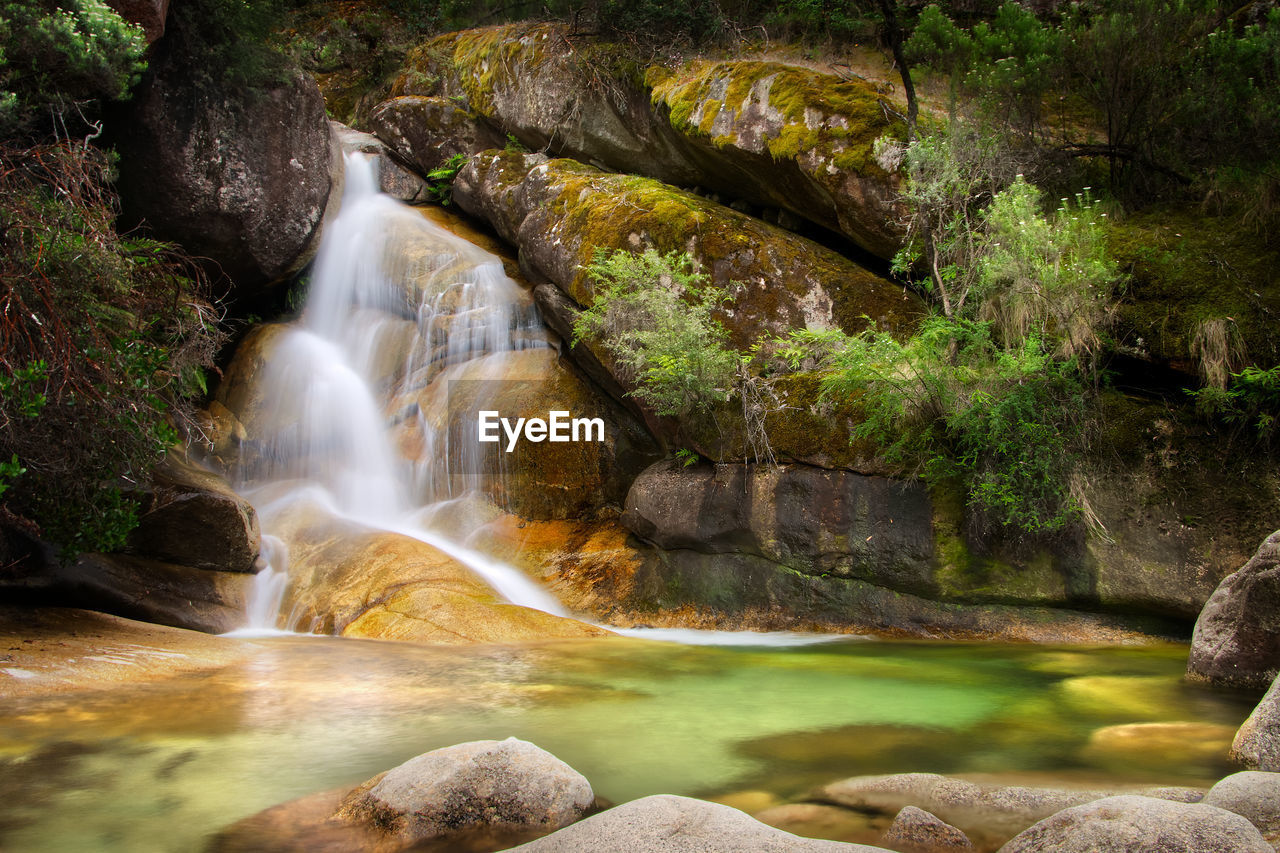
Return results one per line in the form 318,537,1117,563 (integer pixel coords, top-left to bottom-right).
227,152,840,647
229,152,563,626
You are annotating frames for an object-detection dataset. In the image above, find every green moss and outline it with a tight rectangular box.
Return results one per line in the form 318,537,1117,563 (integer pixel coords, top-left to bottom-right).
650,59,901,177
1107,206,1280,369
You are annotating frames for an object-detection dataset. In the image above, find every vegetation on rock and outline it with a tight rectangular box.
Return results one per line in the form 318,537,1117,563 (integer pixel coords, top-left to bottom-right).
0,2,225,556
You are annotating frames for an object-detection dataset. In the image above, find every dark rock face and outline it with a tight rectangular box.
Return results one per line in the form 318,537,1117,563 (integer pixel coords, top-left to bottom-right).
1186,530,1280,689
54,552,251,634
126,453,261,573
622,460,934,595
370,95,505,177
997,794,1271,853
114,49,340,292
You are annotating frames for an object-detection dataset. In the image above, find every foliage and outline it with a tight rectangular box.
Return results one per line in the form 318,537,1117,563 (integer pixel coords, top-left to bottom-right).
1191,364,1280,444
573,248,739,420
907,2,1059,138
888,123,1024,318
975,176,1117,365
823,317,1091,535
0,0,146,139
905,2,1280,203
168,0,290,91
425,152,468,206
0,144,225,556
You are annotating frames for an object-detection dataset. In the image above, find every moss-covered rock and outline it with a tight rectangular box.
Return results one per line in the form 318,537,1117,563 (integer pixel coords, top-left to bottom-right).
453,149,920,455
397,23,906,259
1108,207,1280,373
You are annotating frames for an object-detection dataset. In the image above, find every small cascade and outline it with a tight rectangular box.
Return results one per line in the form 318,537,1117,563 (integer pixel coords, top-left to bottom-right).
228,153,840,648
224,535,294,638
231,152,562,631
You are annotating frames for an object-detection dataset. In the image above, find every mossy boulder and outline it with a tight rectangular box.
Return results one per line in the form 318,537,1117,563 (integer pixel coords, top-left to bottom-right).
1107,207,1280,373
648,59,906,259
453,149,920,453
397,23,906,259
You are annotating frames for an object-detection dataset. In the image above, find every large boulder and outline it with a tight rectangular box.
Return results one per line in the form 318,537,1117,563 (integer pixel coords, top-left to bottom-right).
114,34,342,292
1232,673,1280,771
453,150,920,452
396,23,906,259
335,738,594,848
816,774,1207,850
391,347,660,520
370,95,505,177
505,794,890,852
331,121,433,203
621,460,934,595
997,794,1271,853
453,151,918,350
50,551,252,634
266,502,606,643
1186,530,1280,689
1201,771,1280,841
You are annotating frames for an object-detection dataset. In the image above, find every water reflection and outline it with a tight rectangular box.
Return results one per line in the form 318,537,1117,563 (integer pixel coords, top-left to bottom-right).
0,636,1260,852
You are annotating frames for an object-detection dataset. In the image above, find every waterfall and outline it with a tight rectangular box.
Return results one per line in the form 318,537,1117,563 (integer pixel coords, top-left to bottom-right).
225,153,841,648
229,153,561,630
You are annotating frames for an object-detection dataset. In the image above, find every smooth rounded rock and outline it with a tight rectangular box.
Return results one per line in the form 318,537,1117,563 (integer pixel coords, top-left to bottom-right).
997,794,1271,853
1187,530,1280,689
505,795,891,852
1202,771,1280,836
335,738,593,846
881,805,974,852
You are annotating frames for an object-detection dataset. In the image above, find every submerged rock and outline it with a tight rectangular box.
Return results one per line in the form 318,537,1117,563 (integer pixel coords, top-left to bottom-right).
1187,530,1280,689
270,507,606,643
505,794,890,852
997,794,1271,853
881,805,974,852
335,738,594,848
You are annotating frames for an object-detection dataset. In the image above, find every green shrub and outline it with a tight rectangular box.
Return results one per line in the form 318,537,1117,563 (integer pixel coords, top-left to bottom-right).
0,0,147,138
0,144,225,556
573,248,739,420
